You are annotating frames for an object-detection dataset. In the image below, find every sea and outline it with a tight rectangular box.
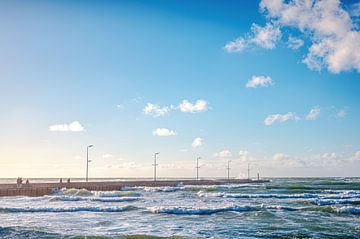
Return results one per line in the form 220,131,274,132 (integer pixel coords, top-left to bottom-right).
0,177,359,238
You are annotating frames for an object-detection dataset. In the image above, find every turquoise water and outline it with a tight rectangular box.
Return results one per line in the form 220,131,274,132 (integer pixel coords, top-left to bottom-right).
0,178,360,238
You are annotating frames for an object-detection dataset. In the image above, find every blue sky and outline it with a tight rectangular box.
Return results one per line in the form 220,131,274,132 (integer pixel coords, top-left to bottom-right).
0,0,359,178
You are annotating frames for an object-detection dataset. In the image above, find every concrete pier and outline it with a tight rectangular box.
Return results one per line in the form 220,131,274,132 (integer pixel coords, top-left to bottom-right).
0,179,270,197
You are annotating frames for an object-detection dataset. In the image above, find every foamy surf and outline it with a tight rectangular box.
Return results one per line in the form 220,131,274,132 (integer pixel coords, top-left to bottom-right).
0,205,136,213
58,188,93,197
94,191,141,197
50,196,140,203
197,191,318,199
148,205,253,215
311,198,360,206
142,186,184,192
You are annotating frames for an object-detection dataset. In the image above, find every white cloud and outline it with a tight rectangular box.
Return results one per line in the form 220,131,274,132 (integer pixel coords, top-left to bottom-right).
225,23,281,52
213,150,232,158
246,75,273,88
273,153,289,161
287,36,304,49
153,128,176,137
73,156,82,160
102,154,113,159
192,137,204,148
336,108,347,118
259,0,360,73
224,38,247,53
49,121,84,132
250,23,282,49
305,107,321,120
143,103,171,117
264,112,297,125
179,100,208,113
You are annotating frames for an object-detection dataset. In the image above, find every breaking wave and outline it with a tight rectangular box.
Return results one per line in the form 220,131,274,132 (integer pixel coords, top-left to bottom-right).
312,199,360,206
94,191,141,197
141,186,184,192
197,191,318,199
148,205,253,215
0,205,136,213
58,188,93,197
147,204,360,216
50,196,139,203
197,191,360,200
55,188,141,198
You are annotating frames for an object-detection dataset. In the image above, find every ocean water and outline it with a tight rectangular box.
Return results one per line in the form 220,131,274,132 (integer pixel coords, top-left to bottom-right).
1,178,360,238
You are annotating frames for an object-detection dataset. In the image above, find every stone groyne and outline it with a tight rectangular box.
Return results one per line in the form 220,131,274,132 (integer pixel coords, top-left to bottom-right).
0,179,270,197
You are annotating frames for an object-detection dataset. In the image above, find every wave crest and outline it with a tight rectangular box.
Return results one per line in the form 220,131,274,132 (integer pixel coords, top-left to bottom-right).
0,205,136,213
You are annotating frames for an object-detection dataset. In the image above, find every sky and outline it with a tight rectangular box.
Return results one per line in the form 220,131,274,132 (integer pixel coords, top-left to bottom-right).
0,0,359,178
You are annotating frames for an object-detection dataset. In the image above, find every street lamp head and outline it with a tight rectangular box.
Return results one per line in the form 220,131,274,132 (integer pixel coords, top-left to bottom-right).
88,145,93,148
155,152,160,155
197,157,201,160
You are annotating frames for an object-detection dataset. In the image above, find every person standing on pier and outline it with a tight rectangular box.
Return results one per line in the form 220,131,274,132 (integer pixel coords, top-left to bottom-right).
16,177,23,189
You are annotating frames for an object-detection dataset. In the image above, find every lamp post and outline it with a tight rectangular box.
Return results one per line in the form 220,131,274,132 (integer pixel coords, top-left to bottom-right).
227,160,231,180
196,157,201,180
153,152,159,181
247,162,250,180
86,145,93,182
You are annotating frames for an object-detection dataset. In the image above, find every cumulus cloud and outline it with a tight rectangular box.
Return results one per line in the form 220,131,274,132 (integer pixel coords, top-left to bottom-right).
225,23,281,53
153,128,176,137
179,100,208,113
305,107,321,120
49,121,84,132
192,137,204,148
224,38,247,53
246,75,274,88
213,150,232,158
287,35,304,49
144,103,173,117
259,0,360,73
264,112,297,125
250,23,282,49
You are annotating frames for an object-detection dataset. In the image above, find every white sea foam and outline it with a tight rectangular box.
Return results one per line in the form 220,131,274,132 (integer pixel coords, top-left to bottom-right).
261,204,300,211
184,184,256,190
312,199,360,206
50,196,140,203
50,196,84,202
0,205,136,213
197,191,317,199
59,188,93,197
142,186,183,192
148,205,253,215
337,206,360,214
94,191,141,197
90,197,139,202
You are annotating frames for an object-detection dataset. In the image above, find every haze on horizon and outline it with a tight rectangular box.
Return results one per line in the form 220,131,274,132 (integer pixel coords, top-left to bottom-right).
0,0,359,178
